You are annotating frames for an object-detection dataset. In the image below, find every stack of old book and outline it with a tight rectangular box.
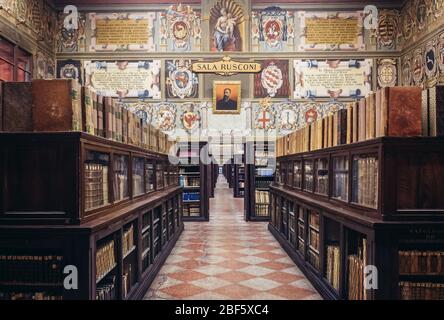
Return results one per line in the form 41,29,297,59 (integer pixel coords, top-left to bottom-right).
0,80,174,154
347,238,367,300
276,86,444,157
326,244,340,290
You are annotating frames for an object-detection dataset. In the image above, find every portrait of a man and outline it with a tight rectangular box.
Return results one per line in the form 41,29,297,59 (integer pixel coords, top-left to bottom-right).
213,81,241,114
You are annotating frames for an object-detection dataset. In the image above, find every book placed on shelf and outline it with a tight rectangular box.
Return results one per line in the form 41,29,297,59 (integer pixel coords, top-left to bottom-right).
365,92,376,140
358,98,366,142
421,89,429,136
399,282,444,300
1,82,33,131
32,79,82,132
326,244,340,290
97,95,105,137
347,237,367,300
399,250,444,275
352,101,359,143
337,108,347,146
346,103,353,144
379,86,422,137
83,87,95,135
96,240,116,282
428,85,444,137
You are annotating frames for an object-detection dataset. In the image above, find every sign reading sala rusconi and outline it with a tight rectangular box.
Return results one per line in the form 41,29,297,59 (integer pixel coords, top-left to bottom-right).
191,56,262,76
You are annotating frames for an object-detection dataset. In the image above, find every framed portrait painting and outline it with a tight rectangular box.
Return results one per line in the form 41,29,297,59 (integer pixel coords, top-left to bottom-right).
213,81,241,114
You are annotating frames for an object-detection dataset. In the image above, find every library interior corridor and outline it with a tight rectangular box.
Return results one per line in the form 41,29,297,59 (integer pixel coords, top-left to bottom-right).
144,175,321,300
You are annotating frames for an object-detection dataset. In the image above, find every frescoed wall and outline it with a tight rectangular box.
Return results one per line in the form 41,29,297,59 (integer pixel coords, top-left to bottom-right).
4,0,435,140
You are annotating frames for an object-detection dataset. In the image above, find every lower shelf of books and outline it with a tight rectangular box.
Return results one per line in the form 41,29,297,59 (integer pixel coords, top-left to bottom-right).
0,190,184,300
269,186,444,300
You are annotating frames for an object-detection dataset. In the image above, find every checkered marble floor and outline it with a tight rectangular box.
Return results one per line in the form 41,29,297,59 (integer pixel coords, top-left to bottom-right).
144,175,322,300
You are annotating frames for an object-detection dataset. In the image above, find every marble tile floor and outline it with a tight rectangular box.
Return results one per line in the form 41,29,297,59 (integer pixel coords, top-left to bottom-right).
144,175,322,300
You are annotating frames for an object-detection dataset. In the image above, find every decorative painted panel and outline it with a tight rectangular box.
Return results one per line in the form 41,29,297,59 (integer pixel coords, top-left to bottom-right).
165,59,199,99
293,59,372,99
84,61,161,99
254,60,289,98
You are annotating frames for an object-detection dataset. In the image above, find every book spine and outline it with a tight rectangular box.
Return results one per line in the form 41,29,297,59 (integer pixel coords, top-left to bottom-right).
338,109,347,145
387,86,422,136
352,102,359,143
346,103,353,144
71,81,83,132
422,89,430,136
358,98,366,142
83,87,94,135
97,95,104,137
105,97,113,139
366,93,376,140
92,91,98,136
333,112,338,147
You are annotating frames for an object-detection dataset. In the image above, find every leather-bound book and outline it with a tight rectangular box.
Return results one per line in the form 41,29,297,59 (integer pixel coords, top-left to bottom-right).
122,108,128,144
337,108,347,145
97,95,105,137
104,97,113,139
346,103,353,144
304,125,310,152
323,117,328,149
32,80,82,132
316,119,324,149
365,93,376,140
358,98,366,142
385,86,422,136
1,82,33,132
310,123,316,151
0,82,3,131
91,90,98,136
421,89,429,136
352,101,359,142
428,85,444,136
327,114,334,148
332,112,338,147
83,86,94,135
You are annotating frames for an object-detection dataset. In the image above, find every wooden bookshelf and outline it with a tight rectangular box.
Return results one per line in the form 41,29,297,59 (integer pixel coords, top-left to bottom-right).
0,132,183,300
178,141,210,222
270,137,444,300
244,141,275,222
233,153,245,198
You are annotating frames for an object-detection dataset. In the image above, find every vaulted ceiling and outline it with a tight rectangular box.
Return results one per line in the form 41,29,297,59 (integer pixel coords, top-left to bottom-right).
53,0,404,5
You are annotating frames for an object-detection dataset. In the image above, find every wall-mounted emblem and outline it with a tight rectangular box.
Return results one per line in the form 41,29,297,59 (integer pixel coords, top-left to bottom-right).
401,7,413,40
377,10,398,49
279,103,298,132
412,48,424,85
166,60,198,99
255,98,275,131
261,63,283,98
160,4,201,52
416,0,427,31
401,55,412,86
156,104,176,132
377,58,397,88
424,40,437,81
438,33,444,73
181,104,201,132
191,56,261,76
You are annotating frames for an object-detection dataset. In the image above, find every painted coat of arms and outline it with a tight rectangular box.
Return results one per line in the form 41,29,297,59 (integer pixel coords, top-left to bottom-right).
377,10,399,49
156,104,176,132
424,40,437,85
377,58,397,88
166,60,199,99
254,60,289,98
278,103,298,132
412,48,424,85
255,98,276,131
259,7,292,49
181,104,201,132
439,33,444,74
160,4,201,51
